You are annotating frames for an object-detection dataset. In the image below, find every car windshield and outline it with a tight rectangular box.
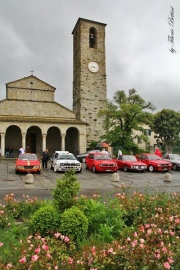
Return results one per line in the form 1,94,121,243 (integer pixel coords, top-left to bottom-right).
94,155,111,160
148,155,161,160
19,154,37,160
170,155,180,160
123,155,137,161
57,154,76,160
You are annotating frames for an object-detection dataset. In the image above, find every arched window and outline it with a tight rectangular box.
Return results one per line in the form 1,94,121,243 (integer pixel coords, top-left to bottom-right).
89,27,97,48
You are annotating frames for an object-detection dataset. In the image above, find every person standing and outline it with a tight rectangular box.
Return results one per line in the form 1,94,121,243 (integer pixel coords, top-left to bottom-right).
19,147,25,154
9,147,14,158
5,147,10,158
118,149,122,159
41,149,49,169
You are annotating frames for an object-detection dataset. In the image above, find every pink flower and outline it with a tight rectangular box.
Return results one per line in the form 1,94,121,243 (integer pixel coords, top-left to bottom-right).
6,263,12,269
64,236,70,243
46,253,52,259
19,256,26,264
108,248,116,254
91,246,96,256
134,232,138,237
35,247,41,254
0,242,4,247
175,218,180,223
131,240,138,247
31,254,39,261
127,237,131,241
139,238,145,243
169,216,174,221
168,257,174,264
42,244,49,251
164,262,171,269
54,266,58,269
54,233,61,238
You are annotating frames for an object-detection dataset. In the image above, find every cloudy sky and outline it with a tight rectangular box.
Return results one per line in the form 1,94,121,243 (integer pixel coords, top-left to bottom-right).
0,0,179,112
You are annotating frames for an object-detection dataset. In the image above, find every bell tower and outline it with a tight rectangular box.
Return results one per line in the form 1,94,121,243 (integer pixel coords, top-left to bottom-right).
72,18,107,145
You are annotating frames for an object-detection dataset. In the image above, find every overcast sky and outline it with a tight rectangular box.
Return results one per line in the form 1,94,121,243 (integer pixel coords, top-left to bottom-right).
0,0,179,113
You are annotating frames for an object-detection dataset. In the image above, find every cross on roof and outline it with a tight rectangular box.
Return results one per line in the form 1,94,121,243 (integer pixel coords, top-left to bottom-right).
30,69,35,75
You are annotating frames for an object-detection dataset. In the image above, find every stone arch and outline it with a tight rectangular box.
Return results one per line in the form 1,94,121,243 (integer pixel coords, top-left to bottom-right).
47,126,61,156
65,127,79,156
26,126,42,156
5,125,22,157
89,27,97,48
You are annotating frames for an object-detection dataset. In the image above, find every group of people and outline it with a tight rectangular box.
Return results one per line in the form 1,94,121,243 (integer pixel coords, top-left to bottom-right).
5,147,14,158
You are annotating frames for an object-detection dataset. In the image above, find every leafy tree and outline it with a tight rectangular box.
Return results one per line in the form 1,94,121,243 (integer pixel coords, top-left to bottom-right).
98,89,155,152
151,109,180,152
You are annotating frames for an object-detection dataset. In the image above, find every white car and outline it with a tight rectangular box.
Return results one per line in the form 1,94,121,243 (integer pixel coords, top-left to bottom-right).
51,151,82,173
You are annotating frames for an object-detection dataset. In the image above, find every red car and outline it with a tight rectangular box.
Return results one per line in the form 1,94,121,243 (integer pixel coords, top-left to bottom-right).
113,155,147,172
135,153,172,172
85,152,118,173
15,153,41,174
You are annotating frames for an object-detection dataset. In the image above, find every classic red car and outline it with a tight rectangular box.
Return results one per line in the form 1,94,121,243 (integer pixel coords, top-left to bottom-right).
85,152,118,173
15,153,41,174
135,153,172,172
113,155,147,172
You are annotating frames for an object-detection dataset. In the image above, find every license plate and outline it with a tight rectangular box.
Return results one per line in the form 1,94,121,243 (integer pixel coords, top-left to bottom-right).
106,170,111,172
164,168,167,170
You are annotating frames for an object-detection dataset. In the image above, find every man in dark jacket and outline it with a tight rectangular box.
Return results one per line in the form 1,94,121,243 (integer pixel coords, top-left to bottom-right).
41,149,49,169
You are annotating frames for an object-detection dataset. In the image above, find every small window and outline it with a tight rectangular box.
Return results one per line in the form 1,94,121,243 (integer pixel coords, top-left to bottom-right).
89,27,96,48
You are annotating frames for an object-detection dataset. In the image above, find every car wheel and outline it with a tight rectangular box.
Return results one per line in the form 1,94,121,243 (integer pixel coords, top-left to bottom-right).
172,164,177,170
54,165,58,173
82,157,86,163
93,165,96,173
51,164,53,169
15,170,18,174
124,166,128,172
149,165,154,172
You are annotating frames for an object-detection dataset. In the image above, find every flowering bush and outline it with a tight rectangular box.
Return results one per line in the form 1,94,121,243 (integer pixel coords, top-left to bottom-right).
0,183,180,269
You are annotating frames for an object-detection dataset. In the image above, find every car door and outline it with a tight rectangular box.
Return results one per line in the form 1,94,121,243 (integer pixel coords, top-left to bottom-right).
116,157,123,169
141,155,149,166
88,153,94,169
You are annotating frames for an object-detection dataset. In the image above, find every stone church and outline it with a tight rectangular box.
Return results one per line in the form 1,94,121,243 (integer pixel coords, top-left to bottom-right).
0,18,107,157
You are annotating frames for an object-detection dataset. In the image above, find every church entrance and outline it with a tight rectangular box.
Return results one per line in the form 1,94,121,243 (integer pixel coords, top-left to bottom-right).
26,126,42,156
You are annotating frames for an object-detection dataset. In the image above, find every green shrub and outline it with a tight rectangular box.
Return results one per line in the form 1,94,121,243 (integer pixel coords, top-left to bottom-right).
52,169,80,214
3,193,45,221
59,206,88,242
31,205,60,236
78,197,125,241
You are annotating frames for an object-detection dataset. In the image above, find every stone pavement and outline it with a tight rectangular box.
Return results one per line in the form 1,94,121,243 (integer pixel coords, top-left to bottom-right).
0,158,180,201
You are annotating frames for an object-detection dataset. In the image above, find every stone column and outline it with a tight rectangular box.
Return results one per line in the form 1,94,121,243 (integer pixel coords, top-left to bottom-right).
22,133,26,149
0,133,5,157
42,134,47,151
61,134,66,151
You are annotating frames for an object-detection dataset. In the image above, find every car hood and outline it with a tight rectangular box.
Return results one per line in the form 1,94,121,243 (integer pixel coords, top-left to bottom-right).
95,160,117,164
149,160,171,165
16,160,40,166
56,159,80,164
123,161,147,166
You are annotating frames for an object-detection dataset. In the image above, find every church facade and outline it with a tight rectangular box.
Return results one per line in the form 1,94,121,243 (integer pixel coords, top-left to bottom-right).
0,75,87,157
0,18,107,157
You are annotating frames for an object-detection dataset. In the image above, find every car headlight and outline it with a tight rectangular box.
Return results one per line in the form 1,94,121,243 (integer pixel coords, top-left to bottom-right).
34,166,40,169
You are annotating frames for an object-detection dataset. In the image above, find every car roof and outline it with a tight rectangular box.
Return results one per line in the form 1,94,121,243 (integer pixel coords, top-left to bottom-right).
54,151,69,154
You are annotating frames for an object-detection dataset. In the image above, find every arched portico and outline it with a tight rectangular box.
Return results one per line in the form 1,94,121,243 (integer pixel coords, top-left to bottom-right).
46,126,61,156
65,127,79,156
26,126,42,156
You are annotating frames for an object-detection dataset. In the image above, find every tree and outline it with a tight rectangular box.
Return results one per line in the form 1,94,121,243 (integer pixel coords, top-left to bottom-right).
98,89,155,152
150,109,180,152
